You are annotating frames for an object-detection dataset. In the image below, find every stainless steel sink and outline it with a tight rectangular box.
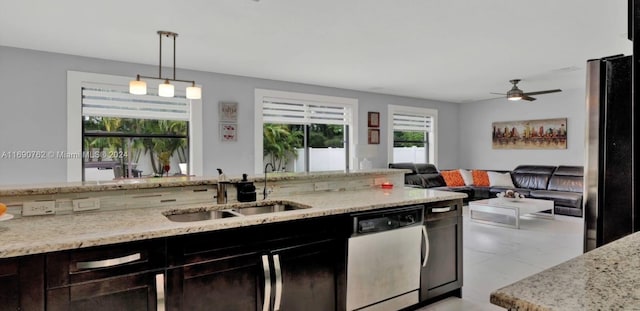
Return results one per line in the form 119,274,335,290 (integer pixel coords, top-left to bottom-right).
165,210,241,222
233,201,310,216
164,201,310,222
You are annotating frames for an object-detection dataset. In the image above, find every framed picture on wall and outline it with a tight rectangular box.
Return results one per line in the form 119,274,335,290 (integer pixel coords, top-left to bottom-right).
219,102,238,122
220,123,237,142
368,129,380,144
368,112,380,128
492,117,567,149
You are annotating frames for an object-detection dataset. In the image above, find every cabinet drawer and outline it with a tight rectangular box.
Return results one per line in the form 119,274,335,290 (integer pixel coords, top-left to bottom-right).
47,240,165,288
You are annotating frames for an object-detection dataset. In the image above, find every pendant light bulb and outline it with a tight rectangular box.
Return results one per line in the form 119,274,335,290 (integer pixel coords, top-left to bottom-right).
158,80,175,98
186,85,202,100
129,77,147,95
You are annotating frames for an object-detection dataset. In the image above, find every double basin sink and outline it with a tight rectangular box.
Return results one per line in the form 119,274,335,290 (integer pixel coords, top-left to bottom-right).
164,200,310,222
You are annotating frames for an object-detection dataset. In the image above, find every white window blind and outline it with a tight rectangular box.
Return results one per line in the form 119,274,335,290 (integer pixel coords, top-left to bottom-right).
392,113,432,132
262,96,352,125
82,87,190,121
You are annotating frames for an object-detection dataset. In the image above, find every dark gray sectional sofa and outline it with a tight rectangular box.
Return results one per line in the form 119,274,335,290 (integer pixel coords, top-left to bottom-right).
389,163,584,217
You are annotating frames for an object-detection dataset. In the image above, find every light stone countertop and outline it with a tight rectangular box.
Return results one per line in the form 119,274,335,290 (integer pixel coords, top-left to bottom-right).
490,231,640,310
0,187,464,259
0,169,406,196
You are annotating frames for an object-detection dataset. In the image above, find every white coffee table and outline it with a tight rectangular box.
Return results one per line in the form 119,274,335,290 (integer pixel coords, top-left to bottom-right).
468,198,554,229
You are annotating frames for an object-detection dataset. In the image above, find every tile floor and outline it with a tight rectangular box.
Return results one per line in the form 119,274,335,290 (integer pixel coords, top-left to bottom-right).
417,206,584,311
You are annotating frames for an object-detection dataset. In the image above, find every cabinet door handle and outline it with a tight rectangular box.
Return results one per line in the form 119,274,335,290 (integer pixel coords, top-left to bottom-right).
76,252,142,270
432,206,451,213
422,225,429,267
155,273,165,311
261,255,272,311
273,254,283,311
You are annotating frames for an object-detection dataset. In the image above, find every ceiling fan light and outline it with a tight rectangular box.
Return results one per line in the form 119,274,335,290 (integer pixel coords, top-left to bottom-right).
129,79,147,95
507,88,523,101
158,80,175,97
186,85,202,99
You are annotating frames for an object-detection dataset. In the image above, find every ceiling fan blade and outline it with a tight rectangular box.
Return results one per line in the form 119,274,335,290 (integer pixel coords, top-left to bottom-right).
522,95,536,101
523,89,562,96
490,92,506,95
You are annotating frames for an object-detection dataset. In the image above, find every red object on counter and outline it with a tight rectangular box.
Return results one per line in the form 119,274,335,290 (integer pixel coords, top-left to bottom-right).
381,182,394,189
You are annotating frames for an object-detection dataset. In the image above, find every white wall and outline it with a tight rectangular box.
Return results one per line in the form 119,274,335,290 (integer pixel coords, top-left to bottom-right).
458,88,585,170
0,45,461,185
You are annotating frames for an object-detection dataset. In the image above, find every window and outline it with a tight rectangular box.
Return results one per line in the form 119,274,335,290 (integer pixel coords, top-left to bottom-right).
67,71,203,182
255,89,358,174
387,105,437,165
82,87,190,180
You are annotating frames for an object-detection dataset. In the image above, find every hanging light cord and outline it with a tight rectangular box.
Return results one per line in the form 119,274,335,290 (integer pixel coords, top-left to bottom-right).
135,31,196,87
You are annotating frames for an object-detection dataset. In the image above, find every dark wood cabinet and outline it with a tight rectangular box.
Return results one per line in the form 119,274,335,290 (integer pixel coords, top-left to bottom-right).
0,255,45,311
166,216,347,311
269,238,343,311
420,199,463,302
2,201,467,310
45,240,165,311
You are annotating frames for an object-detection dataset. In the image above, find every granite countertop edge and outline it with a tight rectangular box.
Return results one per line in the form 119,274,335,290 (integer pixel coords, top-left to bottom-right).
489,230,640,311
0,188,464,259
0,169,410,196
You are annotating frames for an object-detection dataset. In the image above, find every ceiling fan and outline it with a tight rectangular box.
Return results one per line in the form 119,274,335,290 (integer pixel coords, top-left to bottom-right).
492,79,562,101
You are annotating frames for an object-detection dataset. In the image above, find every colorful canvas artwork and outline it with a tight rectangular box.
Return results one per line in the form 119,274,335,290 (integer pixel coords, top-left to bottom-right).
492,118,567,149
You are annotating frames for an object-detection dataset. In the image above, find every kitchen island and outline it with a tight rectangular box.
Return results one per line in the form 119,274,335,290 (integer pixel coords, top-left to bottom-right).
490,231,640,310
0,170,466,310
0,186,463,258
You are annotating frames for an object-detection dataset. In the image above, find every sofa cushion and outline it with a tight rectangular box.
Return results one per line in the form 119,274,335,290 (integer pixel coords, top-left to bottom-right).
459,169,474,186
441,170,465,187
547,175,583,193
488,171,515,188
405,174,425,187
511,165,557,190
547,165,584,193
512,165,557,175
472,170,490,186
421,173,447,188
529,190,583,209
553,165,583,176
415,163,439,174
470,186,491,199
389,162,418,174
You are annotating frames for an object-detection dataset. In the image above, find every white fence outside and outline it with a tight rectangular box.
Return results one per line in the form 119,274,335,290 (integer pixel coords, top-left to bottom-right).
265,147,427,172
392,146,427,163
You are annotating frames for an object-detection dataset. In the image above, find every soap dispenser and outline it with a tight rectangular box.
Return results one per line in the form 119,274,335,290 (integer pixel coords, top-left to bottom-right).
237,173,257,202
216,168,228,204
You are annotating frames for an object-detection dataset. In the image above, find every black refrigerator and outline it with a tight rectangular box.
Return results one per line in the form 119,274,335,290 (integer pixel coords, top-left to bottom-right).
584,55,635,252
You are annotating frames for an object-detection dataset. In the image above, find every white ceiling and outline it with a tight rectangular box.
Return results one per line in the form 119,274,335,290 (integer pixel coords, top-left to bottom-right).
0,0,632,103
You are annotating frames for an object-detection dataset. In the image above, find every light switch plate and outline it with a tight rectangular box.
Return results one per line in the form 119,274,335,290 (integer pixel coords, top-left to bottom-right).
23,201,56,216
72,198,101,212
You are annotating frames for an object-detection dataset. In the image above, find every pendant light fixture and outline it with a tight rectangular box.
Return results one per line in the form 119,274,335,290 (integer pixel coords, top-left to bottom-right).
129,31,201,99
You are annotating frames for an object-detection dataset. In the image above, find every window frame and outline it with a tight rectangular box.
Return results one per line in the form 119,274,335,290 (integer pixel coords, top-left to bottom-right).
67,71,203,182
387,105,438,166
254,89,358,174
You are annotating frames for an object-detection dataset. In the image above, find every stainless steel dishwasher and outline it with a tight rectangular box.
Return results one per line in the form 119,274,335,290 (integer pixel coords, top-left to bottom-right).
346,205,428,311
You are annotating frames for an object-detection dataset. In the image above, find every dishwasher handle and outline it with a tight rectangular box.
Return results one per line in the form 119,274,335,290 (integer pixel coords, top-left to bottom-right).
421,225,429,267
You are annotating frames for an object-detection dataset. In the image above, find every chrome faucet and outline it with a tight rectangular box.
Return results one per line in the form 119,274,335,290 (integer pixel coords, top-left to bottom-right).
264,163,274,200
